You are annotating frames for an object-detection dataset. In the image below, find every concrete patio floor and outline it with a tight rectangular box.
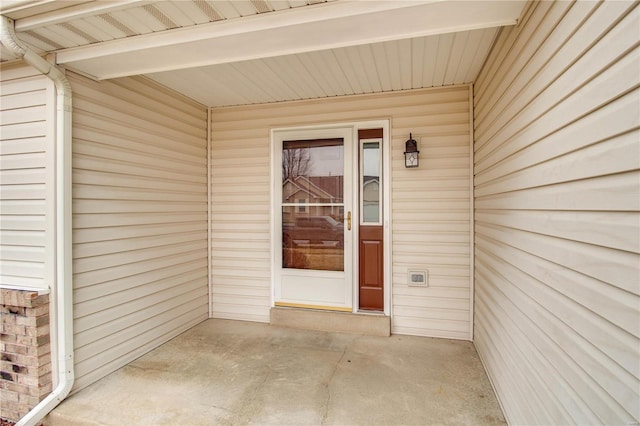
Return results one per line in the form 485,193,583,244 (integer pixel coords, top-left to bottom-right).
47,319,505,425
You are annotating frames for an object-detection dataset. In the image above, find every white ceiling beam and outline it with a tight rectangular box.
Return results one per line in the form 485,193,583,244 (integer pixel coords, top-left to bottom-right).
55,0,526,80
13,0,152,31
0,0,59,16
57,0,442,59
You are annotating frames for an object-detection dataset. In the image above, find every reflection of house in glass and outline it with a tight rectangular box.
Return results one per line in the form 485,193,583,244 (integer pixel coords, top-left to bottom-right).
362,176,380,223
282,175,345,271
282,175,344,222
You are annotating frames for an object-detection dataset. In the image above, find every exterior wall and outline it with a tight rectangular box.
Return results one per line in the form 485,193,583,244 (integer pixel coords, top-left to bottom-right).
69,72,209,391
0,289,51,422
473,1,640,424
0,62,53,290
211,86,473,339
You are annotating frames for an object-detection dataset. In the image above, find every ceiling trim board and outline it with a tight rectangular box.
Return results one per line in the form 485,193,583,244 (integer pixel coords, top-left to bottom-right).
13,1,153,31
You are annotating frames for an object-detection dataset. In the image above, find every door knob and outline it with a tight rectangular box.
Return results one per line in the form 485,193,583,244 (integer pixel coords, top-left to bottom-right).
346,211,351,231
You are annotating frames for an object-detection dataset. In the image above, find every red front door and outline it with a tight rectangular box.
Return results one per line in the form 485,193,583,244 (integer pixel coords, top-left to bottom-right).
358,129,384,311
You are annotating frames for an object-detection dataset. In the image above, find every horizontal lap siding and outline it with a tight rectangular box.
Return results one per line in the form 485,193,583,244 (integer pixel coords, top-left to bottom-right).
0,62,51,290
473,1,640,424
210,87,472,339
69,73,209,392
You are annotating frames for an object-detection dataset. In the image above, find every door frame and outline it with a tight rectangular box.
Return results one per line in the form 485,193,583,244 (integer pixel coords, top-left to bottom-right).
273,126,354,310
270,120,391,316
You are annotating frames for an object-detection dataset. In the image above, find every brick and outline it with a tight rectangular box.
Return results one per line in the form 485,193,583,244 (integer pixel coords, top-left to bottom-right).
14,314,49,327
0,290,45,308
30,294,49,308
32,305,49,317
0,360,15,371
16,374,38,387
0,405,26,422
13,315,34,327
31,343,50,356
1,306,27,316
0,289,51,422
0,380,45,398
12,364,27,375
26,324,50,338
0,289,19,305
37,362,52,376
1,408,24,423
39,382,52,395
1,389,19,402
1,314,18,325
18,363,50,377
39,352,51,366
2,353,38,367
14,333,49,347
1,323,26,336
1,370,15,381
0,380,28,394
14,335,36,346
0,389,20,404
18,393,39,405
0,333,17,344
2,343,27,356
37,333,50,346
3,342,50,357
5,402,31,416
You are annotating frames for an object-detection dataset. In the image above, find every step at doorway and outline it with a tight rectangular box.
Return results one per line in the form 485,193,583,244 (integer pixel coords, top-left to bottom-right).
270,307,390,336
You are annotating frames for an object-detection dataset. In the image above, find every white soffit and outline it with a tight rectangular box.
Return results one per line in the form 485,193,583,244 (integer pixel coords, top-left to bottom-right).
147,27,499,108
54,0,526,80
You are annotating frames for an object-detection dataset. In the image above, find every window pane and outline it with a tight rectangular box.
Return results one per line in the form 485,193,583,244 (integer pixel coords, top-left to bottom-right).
282,207,344,271
282,139,344,203
362,142,380,223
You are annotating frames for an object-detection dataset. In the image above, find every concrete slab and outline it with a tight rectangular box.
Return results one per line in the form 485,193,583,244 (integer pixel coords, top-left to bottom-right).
47,319,505,425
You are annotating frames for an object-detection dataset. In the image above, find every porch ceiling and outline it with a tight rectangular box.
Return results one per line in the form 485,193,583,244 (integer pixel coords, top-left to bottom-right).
0,0,527,108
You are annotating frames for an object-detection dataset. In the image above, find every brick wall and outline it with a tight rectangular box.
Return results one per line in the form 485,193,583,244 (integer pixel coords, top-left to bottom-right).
0,290,52,422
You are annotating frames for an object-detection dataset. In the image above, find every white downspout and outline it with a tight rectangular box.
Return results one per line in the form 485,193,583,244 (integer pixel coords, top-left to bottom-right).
0,16,74,426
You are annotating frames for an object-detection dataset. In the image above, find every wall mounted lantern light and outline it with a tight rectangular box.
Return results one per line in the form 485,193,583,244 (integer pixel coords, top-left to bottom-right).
404,133,419,168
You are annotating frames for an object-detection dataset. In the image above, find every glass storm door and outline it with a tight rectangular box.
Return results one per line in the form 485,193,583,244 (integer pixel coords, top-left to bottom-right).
275,127,353,310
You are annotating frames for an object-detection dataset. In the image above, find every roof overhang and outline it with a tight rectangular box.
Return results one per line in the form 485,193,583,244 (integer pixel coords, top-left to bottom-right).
1,0,528,107
50,0,526,80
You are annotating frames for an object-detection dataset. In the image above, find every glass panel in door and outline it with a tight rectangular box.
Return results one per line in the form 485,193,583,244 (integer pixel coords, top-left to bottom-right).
361,140,381,224
282,138,344,272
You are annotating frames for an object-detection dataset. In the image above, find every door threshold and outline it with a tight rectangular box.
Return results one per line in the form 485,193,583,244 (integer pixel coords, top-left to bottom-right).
274,301,352,312
356,309,386,316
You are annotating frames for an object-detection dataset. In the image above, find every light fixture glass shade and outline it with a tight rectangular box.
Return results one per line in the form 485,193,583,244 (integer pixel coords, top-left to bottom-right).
404,133,419,168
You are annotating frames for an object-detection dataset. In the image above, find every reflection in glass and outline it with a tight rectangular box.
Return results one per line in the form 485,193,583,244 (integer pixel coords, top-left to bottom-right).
282,139,344,203
282,138,345,271
362,141,380,223
282,208,344,271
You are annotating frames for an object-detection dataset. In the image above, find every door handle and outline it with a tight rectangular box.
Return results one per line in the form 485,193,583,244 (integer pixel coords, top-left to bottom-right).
346,211,351,231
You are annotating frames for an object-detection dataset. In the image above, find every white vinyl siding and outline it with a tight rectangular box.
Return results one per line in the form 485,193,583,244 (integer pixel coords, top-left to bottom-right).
0,62,52,290
69,72,209,391
473,1,639,425
210,86,472,339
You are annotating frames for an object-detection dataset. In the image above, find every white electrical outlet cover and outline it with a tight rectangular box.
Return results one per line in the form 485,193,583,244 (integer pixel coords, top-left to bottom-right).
408,270,428,286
